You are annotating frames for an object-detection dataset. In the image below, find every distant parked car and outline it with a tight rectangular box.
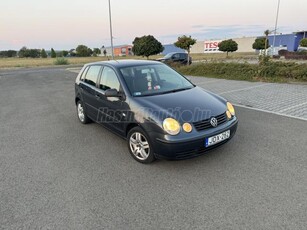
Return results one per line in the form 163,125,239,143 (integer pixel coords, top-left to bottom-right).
75,60,238,163
157,52,192,65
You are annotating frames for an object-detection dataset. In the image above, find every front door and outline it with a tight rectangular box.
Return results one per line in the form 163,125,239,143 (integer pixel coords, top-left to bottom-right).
95,66,128,134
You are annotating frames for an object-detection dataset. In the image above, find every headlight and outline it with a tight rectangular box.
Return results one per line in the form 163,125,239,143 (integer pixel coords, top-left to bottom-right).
227,102,235,116
163,118,180,135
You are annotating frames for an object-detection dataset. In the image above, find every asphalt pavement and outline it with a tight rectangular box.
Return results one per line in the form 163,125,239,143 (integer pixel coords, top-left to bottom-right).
0,67,306,229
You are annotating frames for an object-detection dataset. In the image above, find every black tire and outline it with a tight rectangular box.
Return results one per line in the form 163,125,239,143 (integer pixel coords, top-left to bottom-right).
127,127,155,164
76,100,90,124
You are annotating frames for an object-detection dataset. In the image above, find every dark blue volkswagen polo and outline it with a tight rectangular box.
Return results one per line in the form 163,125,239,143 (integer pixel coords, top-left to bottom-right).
75,60,238,163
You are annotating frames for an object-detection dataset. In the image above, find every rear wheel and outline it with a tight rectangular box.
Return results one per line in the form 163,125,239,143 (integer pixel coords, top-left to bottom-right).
76,100,90,124
127,127,155,163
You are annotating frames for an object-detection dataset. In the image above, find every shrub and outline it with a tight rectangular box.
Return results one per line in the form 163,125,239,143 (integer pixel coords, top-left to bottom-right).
54,57,69,65
174,61,307,82
300,38,307,47
284,51,307,60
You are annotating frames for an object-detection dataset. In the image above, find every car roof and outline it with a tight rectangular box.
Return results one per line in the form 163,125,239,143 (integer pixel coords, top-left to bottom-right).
85,59,162,68
166,52,187,55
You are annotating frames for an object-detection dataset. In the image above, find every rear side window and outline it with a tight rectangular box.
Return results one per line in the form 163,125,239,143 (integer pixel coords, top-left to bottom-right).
99,66,120,91
84,65,101,86
180,53,187,59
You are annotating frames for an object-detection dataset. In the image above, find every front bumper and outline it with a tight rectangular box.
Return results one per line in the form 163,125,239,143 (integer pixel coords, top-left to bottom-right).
150,117,238,160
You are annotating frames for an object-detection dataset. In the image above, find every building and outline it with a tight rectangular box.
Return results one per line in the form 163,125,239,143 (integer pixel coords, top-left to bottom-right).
266,31,307,52
101,45,133,57
233,37,256,53
190,37,256,54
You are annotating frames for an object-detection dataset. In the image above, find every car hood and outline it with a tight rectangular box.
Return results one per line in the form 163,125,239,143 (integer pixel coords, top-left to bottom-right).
132,86,227,123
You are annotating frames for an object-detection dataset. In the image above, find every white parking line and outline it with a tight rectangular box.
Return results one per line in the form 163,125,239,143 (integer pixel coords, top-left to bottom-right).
66,67,81,73
219,84,268,95
234,104,307,122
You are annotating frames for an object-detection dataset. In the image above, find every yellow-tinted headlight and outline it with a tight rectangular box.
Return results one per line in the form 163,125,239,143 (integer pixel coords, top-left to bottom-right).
182,123,193,133
163,118,180,135
227,102,235,116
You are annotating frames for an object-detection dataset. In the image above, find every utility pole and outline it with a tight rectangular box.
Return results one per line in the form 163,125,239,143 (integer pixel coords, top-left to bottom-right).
108,0,114,59
272,0,280,55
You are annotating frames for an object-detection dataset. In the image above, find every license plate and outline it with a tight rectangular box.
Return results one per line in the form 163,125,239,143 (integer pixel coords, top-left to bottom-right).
205,130,230,147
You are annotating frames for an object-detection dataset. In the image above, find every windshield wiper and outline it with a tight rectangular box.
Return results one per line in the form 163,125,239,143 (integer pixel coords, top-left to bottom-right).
159,87,193,95
133,87,193,97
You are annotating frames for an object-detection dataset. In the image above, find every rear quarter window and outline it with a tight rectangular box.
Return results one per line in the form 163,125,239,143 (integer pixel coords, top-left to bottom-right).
80,66,89,81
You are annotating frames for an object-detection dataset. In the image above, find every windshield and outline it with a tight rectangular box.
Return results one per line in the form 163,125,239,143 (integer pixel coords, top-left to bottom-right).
163,53,174,59
120,64,194,97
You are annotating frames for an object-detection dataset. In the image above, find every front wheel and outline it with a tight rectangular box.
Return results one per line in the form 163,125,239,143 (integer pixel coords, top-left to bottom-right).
76,100,90,124
127,127,155,164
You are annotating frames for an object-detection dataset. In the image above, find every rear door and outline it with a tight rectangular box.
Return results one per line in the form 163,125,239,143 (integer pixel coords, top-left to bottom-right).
79,65,102,120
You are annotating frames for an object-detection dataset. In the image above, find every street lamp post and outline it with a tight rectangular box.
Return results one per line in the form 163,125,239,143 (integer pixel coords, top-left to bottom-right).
108,0,114,59
272,0,280,55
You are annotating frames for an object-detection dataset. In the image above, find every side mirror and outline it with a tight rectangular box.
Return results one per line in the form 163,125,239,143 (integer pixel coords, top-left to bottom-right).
105,88,119,97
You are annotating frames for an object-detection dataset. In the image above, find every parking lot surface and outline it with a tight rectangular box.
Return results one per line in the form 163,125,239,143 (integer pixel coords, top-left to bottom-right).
0,67,306,229
190,76,307,121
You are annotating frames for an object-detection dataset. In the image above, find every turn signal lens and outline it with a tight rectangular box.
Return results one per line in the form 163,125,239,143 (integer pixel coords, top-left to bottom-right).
227,102,235,116
182,123,193,133
163,118,180,135
226,111,232,119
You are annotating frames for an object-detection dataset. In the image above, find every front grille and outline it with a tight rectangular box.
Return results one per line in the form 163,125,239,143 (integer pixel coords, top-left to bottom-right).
193,113,227,132
175,139,230,160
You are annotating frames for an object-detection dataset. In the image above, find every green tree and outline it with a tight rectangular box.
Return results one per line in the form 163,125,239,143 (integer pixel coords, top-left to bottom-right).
51,48,56,58
218,39,238,57
62,50,69,57
27,49,41,58
252,37,269,50
174,35,196,64
87,48,93,56
132,35,164,59
0,50,17,57
41,49,47,58
300,38,307,47
76,45,89,57
93,48,101,55
18,46,27,58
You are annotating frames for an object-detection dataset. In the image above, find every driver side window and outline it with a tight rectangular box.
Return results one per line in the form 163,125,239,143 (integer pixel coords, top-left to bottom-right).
99,66,120,91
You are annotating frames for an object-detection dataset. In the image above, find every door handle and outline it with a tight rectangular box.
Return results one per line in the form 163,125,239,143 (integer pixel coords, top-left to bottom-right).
95,94,100,98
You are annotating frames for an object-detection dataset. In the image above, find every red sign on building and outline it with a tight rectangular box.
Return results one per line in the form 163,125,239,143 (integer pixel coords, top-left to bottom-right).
204,40,222,53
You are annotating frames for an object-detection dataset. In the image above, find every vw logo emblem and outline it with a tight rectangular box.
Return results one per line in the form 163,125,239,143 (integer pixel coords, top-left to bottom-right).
210,117,218,127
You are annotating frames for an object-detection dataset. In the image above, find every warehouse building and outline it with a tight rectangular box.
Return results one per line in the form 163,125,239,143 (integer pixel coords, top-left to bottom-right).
190,36,256,54
266,31,307,52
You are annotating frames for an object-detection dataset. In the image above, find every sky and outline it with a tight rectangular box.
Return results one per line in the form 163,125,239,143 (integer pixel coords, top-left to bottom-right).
0,0,306,50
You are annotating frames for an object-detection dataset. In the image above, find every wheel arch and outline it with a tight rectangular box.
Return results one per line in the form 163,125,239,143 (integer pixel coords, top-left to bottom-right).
125,123,139,137
75,97,81,105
